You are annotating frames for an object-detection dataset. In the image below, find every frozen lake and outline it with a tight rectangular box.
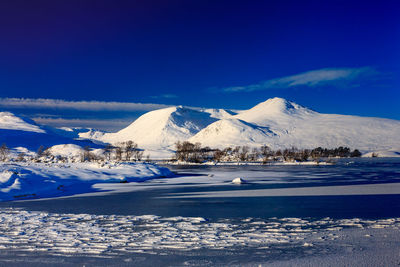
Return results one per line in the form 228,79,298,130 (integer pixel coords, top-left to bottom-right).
0,158,399,266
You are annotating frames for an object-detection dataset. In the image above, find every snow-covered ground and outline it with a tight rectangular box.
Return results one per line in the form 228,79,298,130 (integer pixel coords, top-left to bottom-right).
0,208,398,258
1,99,400,265
362,148,400,158
0,158,398,265
0,162,172,201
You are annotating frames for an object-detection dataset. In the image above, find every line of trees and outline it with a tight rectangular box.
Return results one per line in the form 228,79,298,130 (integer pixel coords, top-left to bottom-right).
175,141,213,163
0,141,146,163
103,141,144,162
79,141,144,162
174,141,362,163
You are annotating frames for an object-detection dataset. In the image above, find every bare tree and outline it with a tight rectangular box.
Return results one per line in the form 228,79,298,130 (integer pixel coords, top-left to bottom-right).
17,152,26,162
37,145,45,158
0,143,9,161
260,145,272,162
239,146,250,161
115,145,123,161
213,149,224,162
124,141,137,161
249,147,260,161
81,146,96,162
104,144,113,161
133,149,144,161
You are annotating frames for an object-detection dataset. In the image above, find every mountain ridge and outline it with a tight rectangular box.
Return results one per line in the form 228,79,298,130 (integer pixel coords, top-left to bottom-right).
1,98,400,158
97,97,400,155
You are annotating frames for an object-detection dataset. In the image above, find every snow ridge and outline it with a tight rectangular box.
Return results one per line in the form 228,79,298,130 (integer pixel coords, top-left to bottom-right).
100,106,233,149
190,98,400,151
0,112,44,133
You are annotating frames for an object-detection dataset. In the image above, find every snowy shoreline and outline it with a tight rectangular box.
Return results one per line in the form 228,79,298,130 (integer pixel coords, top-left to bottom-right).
0,158,399,265
0,162,172,202
163,160,334,166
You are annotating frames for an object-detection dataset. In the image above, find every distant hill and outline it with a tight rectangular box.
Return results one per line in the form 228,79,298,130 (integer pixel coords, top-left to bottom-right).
0,112,99,151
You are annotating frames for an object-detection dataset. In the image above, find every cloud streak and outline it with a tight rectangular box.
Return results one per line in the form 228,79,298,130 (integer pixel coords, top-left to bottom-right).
223,67,378,92
0,98,172,112
150,94,178,99
32,117,132,132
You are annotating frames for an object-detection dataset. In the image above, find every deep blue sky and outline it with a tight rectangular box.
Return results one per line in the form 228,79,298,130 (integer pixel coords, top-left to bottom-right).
0,0,399,130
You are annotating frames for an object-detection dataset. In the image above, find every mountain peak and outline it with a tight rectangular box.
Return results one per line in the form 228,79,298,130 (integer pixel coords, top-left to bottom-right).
100,106,219,149
235,97,315,126
254,97,307,114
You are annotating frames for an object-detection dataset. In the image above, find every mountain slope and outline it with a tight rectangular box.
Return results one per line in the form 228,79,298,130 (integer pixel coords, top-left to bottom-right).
100,106,234,149
235,97,316,123
0,112,45,133
189,118,276,147
0,112,98,151
13,97,396,157
190,98,400,151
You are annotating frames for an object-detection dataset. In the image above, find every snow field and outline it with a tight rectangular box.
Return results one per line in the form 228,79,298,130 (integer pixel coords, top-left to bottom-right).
0,162,172,201
0,208,398,257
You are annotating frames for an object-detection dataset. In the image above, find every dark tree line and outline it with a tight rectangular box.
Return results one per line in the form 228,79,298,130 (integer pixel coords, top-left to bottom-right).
80,141,144,162
103,141,144,162
174,142,362,163
175,141,213,163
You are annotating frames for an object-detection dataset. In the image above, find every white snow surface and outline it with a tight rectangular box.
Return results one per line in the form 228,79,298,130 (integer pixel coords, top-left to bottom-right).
54,127,107,140
78,128,106,140
362,148,400,158
0,112,99,151
190,98,400,151
0,112,44,133
232,177,245,184
78,98,400,158
0,208,398,257
99,106,234,149
48,144,83,158
0,162,172,201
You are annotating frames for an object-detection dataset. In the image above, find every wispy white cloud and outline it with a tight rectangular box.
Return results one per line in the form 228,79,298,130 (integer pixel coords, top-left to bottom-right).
32,117,132,132
0,98,171,111
222,67,378,92
150,94,178,99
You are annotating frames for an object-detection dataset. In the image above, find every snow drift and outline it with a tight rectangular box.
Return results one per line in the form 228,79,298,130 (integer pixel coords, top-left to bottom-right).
0,162,172,201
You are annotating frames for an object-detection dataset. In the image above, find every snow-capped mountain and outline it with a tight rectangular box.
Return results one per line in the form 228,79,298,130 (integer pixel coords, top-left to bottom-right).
80,97,400,157
99,106,236,149
0,112,98,151
2,98,400,157
190,98,400,151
